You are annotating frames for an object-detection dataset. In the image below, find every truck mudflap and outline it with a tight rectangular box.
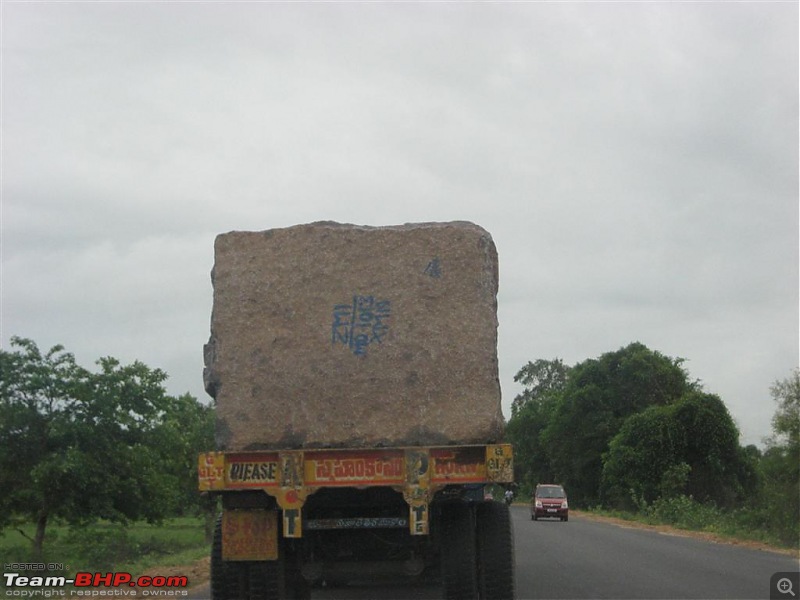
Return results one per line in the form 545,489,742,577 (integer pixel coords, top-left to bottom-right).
200,444,513,540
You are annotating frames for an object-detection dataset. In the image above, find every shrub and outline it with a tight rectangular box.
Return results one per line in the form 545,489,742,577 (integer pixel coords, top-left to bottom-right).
646,495,722,530
65,525,140,571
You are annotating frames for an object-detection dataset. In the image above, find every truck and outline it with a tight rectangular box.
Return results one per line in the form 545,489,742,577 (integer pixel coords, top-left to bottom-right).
199,221,515,599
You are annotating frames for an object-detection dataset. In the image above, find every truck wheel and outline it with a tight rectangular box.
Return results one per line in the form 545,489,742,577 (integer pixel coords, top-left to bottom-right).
477,501,515,600
211,515,244,600
210,515,226,600
440,503,479,599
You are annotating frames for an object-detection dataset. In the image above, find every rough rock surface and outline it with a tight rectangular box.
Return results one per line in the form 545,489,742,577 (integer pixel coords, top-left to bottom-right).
204,221,503,450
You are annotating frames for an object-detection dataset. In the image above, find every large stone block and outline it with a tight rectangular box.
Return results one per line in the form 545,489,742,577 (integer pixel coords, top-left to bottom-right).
204,221,503,450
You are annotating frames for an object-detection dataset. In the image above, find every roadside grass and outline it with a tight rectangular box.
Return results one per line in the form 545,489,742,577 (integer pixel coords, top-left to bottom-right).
587,495,799,552
0,517,210,591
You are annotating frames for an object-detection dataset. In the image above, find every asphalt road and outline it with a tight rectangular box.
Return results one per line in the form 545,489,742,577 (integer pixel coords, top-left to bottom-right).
189,506,799,599
514,509,798,599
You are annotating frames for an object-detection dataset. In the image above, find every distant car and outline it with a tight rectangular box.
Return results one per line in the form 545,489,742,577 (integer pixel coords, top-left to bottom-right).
531,484,569,521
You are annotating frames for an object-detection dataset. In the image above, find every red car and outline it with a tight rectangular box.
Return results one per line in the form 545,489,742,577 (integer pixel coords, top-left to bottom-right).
531,484,569,521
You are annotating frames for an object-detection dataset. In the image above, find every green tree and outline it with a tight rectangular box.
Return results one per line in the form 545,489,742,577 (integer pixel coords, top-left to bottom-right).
511,358,570,416
0,337,85,556
542,343,694,507
506,359,569,494
672,392,750,507
759,369,800,544
149,392,217,540
150,392,215,513
601,392,754,509
0,337,211,558
769,369,800,449
601,403,682,509
505,392,558,494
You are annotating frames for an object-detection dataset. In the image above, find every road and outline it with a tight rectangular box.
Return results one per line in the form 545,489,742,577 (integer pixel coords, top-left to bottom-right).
515,509,797,599
189,506,799,599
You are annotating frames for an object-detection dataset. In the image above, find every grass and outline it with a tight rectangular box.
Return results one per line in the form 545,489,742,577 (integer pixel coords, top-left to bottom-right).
586,495,799,552
0,517,211,591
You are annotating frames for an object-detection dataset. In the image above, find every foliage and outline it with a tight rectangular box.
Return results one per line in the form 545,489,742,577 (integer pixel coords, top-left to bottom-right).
645,495,723,530
62,522,187,571
0,337,214,558
672,392,754,506
507,342,760,510
590,497,797,550
659,462,692,499
64,525,140,571
601,392,755,510
506,358,570,495
769,369,800,447
509,350,799,548
511,358,570,416
505,393,558,495
0,517,209,588
542,342,694,506
757,369,800,545
149,392,216,515
612,369,799,547
600,403,681,508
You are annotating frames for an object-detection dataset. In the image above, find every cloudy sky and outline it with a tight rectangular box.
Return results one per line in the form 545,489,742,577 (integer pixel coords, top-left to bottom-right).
2,2,797,447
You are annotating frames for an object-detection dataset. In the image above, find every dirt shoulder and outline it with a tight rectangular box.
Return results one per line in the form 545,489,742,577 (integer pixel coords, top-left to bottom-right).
572,509,798,557
140,556,211,592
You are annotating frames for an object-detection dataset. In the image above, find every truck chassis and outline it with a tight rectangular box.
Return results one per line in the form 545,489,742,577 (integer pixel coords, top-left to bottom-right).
200,444,514,599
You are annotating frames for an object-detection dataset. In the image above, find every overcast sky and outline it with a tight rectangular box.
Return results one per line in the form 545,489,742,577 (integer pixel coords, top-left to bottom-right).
2,2,797,447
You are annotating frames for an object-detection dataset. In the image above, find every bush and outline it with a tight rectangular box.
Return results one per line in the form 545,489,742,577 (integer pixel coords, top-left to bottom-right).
64,525,140,571
645,495,722,530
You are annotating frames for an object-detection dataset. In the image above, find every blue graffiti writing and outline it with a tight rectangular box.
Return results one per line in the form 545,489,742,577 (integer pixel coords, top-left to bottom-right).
332,296,391,356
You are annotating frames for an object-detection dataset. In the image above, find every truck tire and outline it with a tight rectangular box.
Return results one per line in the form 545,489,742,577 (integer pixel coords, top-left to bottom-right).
211,515,243,600
477,501,515,600
440,503,479,599
210,515,226,600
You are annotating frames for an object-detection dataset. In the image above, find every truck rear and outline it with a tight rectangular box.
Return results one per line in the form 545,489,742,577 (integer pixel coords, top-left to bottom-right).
199,221,515,599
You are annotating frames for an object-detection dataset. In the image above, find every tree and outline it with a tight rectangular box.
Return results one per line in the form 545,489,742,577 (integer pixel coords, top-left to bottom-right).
601,403,682,509
542,343,694,507
148,392,217,540
768,369,800,449
505,392,559,494
511,358,570,416
150,392,215,514
759,369,800,544
0,338,85,556
0,337,211,559
601,392,755,509
672,392,750,506
506,359,571,495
